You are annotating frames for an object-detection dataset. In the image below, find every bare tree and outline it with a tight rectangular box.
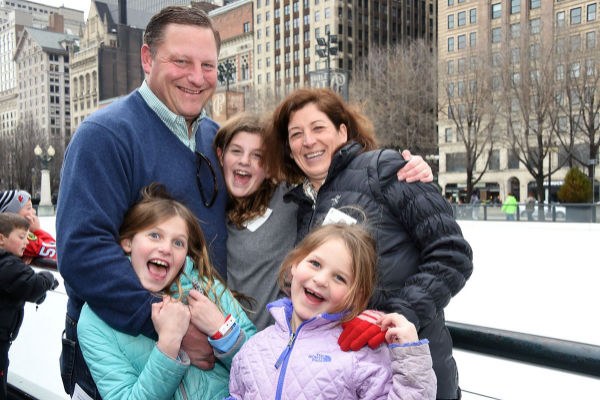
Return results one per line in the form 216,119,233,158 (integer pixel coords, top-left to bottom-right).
554,30,600,183
349,41,438,156
440,49,499,201
0,114,46,194
499,25,563,219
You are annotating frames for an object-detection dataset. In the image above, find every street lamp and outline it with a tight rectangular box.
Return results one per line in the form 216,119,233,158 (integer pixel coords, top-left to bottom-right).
315,32,338,89
218,60,236,92
34,144,55,216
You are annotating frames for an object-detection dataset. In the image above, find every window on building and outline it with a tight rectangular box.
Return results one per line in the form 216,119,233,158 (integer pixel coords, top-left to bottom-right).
470,8,477,24
571,34,581,51
529,0,540,9
530,18,540,34
511,0,520,14
530,43,540,59
571,7,582,25
489,150,500,170
458,57,466,73
491,27,502,43
556,11,565,27
448,37,455,52
458,34,466,49
445,127,453,143
257,14,262,24
511,47,520,65
447,60,455,75
588,4,597,21
447,82,455,97
448,0,453,6
470,32,477,47
508,151,520,169
510,22,520,39
446,153,466,172
587,31,596,49
458,11,466,26
243,22,250,32
492,3,501,19
448,14,454,29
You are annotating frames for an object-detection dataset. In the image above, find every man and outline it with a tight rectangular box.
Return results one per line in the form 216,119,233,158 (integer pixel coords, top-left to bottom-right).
57,5,431,399
57,7,226,398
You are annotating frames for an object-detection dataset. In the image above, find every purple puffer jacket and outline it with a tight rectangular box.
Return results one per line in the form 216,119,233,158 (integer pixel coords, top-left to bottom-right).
228,298,436,400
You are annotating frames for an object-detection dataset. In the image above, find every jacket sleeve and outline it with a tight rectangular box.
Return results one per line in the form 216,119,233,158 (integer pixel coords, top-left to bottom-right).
386,344,437,400
56,120,157,337
78,305,189,400
354,344,436,400
0,257,54,302
23,229,57,260
376,150,473,330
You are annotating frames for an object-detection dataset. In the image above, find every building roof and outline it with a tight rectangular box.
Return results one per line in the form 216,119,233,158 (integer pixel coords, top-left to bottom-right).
93,1,117,32
14,27,78,59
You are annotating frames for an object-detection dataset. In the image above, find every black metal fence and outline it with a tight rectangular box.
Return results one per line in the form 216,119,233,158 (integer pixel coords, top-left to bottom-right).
447,321,600,379
451,203,599,223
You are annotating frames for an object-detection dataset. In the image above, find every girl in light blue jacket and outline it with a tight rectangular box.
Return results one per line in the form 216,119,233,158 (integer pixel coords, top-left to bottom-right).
228,224,436,400
78,184,255,400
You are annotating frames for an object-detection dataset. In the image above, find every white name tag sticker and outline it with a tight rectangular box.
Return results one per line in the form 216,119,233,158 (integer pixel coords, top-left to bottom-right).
244,207,273,232
72,383,94,400
322,207,357,226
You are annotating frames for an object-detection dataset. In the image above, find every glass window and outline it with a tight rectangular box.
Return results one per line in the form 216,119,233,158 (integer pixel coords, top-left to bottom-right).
529,0,540,9
510,23,520,39
470,8,477,24
571,7,582,25
448,37,455,52
511,0,520,14
587,31,596,49
447,60,455,75
458,58,466,73
530,18,540,34
448,0,453,6
556,11,565,27
445,127,453,143
492,3,501,19
491,27,502,43
448,14,454,29
470,32,477,47
458,34,466,49
458,11,466,26
588,4,597,21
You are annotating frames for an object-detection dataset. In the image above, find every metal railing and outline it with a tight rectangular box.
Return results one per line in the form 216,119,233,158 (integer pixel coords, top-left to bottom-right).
451,202,599,223
447,321,600,378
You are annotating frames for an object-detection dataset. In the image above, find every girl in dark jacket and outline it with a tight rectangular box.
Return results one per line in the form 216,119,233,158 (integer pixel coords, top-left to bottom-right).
264,88,474,400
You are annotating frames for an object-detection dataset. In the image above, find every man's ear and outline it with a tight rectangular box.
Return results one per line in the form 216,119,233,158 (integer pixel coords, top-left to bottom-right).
0,233,6,247
140,44,153,76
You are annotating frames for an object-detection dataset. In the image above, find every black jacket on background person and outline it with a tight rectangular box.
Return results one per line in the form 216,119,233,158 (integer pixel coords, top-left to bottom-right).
286,141,474,399
0,249,55,342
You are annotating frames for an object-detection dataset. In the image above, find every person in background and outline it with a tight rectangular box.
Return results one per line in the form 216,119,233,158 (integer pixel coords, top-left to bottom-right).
502,192,518,221
525,192,536,221
213,113,433,330
228,223,436,400
57,6,227,399
0,213,59,400
0,190,57,268
470,190,480,220
264,88,473,399
78,184,255,400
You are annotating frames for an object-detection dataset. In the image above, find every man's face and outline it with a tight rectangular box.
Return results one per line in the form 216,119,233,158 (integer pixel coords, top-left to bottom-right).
141,24,218,125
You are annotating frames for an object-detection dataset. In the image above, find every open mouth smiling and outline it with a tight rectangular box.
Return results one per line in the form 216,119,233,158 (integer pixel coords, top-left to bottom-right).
147,258,170,280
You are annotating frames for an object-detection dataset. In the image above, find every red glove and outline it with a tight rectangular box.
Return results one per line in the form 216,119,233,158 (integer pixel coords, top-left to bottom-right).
338,310,387,351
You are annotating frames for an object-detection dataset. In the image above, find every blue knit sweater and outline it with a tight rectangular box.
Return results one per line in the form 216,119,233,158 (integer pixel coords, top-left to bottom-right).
56,91,228,338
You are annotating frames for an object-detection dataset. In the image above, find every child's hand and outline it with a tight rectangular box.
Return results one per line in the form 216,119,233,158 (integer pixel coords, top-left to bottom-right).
152,296,190,359
187,289,226,337
378,313,419,345
27,214,41,231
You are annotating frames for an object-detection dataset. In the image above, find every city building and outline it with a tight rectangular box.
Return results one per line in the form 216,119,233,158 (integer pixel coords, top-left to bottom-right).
438,0,599,203
0,1,83,138
14,26,78,151
253,0,435,98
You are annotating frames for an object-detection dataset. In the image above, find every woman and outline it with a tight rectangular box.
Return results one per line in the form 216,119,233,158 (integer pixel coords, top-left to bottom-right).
213,114,433,331
263,88,473,400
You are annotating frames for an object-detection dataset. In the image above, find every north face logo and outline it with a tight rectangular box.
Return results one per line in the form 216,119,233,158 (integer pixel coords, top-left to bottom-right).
308,353,331,362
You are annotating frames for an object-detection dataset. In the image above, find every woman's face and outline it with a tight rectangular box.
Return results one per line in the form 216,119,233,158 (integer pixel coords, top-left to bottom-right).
218,131,268,199
287,103,347,189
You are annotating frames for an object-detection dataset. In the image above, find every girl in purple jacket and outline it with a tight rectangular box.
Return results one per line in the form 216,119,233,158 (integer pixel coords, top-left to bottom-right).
228,223,436,399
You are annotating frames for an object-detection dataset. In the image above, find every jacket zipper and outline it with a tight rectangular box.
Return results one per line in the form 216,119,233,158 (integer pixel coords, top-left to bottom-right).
179,381,188,400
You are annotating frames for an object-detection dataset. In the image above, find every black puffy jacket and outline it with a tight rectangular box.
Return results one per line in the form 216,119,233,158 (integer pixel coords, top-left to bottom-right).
0,250,55,341
285,142,473,399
